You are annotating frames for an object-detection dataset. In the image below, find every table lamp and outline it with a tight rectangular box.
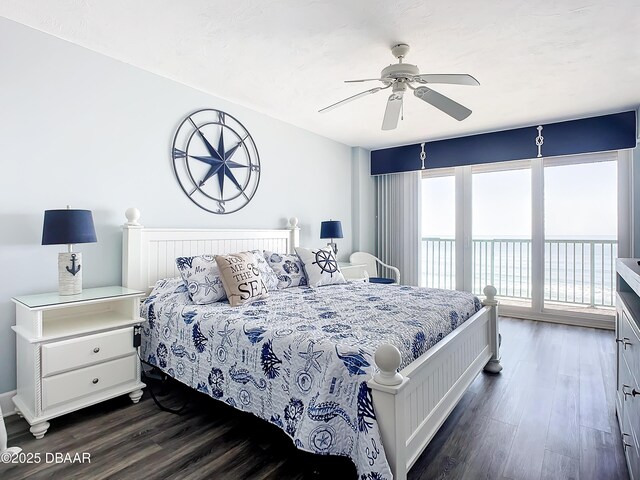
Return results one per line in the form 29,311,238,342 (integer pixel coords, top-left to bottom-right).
42,207,97,295
320,220,343,255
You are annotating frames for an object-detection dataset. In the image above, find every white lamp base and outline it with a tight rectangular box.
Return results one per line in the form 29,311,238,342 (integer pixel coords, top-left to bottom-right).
58,252,82,295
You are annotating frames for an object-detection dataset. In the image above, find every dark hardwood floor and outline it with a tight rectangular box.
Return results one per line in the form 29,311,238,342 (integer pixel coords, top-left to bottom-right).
1,318,629,480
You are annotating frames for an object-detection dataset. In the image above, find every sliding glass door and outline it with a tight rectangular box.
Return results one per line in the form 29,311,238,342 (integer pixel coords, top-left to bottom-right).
472,163,531,307
420,150,629,322
543,154,618,314
421,170,455,289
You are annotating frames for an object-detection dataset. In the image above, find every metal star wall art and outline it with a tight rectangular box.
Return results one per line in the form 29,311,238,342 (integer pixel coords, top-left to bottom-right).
172,109,261,214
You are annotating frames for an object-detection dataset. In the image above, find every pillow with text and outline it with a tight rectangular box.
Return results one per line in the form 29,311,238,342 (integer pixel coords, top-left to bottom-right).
216,252,269,306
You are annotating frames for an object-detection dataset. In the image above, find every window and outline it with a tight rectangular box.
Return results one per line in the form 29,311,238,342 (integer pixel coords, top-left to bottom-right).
421,170,455,289
419,151,628,323
544,155,618,311
472,163,531,306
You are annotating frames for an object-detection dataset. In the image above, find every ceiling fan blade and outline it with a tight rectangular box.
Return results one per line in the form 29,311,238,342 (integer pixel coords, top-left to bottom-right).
318,86,385,113
413,74,480,86
414,86,472,121
344,78,387,83
381,92,403,130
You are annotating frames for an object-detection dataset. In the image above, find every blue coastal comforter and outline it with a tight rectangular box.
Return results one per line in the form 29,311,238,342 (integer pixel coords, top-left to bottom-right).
140,278,481,479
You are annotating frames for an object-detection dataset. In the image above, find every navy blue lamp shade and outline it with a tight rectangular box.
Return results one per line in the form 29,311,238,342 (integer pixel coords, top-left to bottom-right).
42,210,97,245
320,220,343,240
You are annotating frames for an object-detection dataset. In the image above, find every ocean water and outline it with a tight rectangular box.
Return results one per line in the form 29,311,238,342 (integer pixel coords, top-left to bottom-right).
421,238,617,307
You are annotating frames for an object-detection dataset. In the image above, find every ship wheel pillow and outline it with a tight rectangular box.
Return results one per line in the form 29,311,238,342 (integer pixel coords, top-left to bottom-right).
295,246,346,288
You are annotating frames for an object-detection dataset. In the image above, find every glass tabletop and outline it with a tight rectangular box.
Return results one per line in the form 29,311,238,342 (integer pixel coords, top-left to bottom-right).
13,286,144,308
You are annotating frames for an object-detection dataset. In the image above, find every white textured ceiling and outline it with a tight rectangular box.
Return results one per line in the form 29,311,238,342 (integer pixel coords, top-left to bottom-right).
1,0,639,149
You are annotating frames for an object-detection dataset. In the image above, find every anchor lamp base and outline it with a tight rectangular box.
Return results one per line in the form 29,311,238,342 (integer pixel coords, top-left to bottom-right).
326,241,338,255
58,252,82,296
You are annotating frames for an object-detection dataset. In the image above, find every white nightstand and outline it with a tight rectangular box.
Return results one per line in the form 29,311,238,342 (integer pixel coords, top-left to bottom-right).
339,262,368,282
11,286,146,439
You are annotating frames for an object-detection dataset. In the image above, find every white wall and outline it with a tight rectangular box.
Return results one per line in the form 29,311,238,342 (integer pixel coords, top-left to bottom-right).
0,18,357,394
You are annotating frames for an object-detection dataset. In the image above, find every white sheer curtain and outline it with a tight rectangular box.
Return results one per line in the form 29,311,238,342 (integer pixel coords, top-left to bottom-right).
376,171,421,286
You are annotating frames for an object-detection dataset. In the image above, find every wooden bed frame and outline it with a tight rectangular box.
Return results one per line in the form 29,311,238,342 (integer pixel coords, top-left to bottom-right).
122,208,501,480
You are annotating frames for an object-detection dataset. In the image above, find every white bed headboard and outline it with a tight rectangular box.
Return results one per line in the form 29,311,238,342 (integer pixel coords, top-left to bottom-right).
122,208,300,293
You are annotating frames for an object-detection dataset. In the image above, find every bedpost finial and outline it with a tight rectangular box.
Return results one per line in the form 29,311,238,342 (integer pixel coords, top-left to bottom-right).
482,285,498,305
483,285,497,299
373,343,403,386
125,207,141,226
289,217,299,229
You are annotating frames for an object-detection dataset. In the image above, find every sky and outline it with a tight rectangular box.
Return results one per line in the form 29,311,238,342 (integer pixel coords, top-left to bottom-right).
421,160,617,240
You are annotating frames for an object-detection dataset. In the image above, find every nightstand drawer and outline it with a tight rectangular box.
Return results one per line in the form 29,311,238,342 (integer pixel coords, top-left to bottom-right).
42,327,135,377
42,354,138,410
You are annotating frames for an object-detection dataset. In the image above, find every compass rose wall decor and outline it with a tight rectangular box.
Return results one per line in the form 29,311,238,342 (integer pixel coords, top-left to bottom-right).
172,109,261,214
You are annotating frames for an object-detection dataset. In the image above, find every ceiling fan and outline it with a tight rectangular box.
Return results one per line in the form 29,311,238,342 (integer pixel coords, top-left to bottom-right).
319,44,479,130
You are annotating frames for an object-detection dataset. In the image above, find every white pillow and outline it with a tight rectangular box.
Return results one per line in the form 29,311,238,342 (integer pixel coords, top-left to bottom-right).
175,255,226,304
295,246,346,288
263,251,308,288
249,250,280,291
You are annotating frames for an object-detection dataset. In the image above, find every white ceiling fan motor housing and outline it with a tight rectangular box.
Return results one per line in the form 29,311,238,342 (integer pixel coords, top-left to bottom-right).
380,63,419,83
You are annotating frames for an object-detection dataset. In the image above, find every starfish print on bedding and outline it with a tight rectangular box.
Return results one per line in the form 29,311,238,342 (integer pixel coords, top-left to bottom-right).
298,341,324,373
218,322,236,348
316,431,331,448
200,275,218,296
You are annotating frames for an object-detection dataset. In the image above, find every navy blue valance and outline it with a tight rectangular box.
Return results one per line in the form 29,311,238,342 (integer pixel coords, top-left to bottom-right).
371,110,637,175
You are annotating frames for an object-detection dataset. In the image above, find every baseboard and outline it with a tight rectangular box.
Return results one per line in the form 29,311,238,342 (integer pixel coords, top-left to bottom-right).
500,306,615,330
0,390,17,417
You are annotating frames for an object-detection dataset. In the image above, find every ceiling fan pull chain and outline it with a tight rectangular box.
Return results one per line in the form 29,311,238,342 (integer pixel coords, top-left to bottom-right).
535,126,544,158
420,143,427,169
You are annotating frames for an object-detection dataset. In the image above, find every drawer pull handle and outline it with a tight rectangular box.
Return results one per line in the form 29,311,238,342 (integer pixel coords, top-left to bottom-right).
92,378,99,384
623,337,632,349
93,347,100,353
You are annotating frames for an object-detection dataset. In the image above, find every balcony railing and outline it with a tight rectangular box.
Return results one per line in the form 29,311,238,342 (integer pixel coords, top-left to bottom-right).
421,237,617,308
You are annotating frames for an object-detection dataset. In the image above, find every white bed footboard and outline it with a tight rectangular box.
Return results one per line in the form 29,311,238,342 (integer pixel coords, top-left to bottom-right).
369,286,501,480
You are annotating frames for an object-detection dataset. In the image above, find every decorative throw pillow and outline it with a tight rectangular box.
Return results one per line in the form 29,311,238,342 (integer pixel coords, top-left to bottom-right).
215,252,269,306
263,251,308,289
249,250,280,291
295,246,346,288
175,255,226,304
